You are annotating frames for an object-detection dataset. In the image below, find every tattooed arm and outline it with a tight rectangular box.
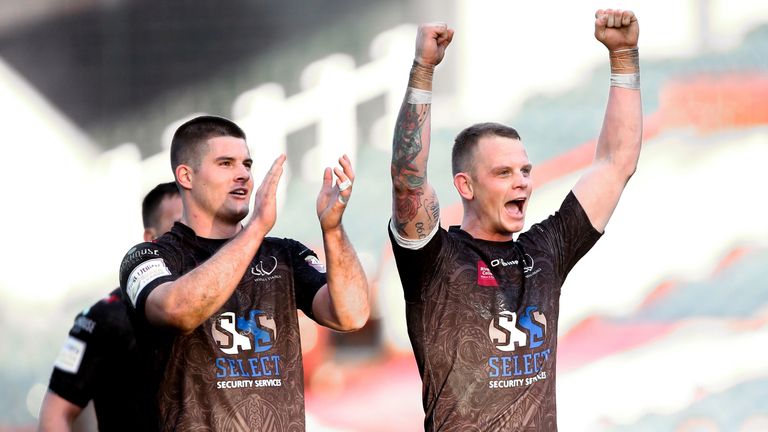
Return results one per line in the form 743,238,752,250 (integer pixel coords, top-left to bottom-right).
391,23,454,240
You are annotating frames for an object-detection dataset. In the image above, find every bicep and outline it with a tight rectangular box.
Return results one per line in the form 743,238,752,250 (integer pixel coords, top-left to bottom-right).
572,161,628,233
392,183,440,241
143,282,177,328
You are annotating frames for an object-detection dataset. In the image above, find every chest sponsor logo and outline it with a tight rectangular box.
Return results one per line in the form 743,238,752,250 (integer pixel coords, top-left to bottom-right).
212,310,284,390
213,310,276,354
487,306,550,389
491,253,539,277
251,256,281,281
490,257,519,267
477,260,499,287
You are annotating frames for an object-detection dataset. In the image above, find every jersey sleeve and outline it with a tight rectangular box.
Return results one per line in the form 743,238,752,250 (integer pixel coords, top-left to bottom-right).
47,304,112,407
387,220,447,303
283,239,327,319
119,242,179,324
523,191,602,283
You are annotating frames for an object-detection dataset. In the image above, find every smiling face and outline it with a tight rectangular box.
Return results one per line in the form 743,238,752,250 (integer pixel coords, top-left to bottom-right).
186,135,254,229
457,134,532,241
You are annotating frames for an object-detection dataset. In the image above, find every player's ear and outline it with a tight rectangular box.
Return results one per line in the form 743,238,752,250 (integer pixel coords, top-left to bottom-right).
143,228,156,242
454,172,474,200
175,164,193,190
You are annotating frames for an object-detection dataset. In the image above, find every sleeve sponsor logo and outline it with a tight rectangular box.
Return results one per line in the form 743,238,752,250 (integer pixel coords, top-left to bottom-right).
73,316,96,334
304,255,326,273
120,248,160,274
53,336,86,374
126,258,171,307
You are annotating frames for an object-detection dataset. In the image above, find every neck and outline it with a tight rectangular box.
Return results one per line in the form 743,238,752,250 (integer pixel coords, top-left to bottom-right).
181,208,242,239
460,206,515,242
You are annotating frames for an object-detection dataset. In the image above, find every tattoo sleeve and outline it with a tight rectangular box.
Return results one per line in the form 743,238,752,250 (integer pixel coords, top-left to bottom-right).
391,90,437,236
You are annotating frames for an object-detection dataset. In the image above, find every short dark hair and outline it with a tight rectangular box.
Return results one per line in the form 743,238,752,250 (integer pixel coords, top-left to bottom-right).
452,122,521,175
142,182,180,230
170,115,246,173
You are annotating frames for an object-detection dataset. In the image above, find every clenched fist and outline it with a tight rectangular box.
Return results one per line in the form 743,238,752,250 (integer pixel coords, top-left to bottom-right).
414,22,455,67
594,9,639,51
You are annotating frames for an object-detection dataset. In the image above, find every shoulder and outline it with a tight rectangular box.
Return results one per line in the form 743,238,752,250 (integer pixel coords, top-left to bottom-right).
120,242,166,271
68,289,131,341
267,237,316,258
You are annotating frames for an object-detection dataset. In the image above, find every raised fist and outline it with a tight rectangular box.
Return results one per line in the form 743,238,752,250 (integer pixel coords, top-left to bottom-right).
415,22,455,67
594,9,639,51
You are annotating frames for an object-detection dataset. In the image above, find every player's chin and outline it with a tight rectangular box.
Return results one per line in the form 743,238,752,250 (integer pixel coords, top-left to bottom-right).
222,206,250,224
503,218,525,234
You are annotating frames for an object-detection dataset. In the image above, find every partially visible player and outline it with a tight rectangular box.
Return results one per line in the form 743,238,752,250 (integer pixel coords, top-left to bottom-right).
38,182,182,432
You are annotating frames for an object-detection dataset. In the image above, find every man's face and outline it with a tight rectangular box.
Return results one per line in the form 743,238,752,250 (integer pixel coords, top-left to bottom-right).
189,135,254,225
467,135,532,239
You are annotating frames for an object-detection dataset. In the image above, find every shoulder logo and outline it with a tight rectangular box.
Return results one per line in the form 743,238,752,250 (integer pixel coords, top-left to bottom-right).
305,255,326,273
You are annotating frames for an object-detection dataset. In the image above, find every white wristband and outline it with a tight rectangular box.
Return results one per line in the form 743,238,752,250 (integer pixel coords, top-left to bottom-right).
610,73,640,90
406,87,432,105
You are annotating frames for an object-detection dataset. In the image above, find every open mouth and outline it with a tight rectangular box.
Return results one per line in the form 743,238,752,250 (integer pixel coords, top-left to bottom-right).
230,188,248,197
505,198,526,215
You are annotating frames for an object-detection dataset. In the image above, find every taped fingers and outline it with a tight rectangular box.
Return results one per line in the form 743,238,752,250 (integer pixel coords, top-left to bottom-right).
338,179,352,192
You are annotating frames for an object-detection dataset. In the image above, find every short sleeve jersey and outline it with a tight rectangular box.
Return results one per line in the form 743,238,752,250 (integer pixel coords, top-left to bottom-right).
119,222,326,432
47,288,141,431
389,192,601,431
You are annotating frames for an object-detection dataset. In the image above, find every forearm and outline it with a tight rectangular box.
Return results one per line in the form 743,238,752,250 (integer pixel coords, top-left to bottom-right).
318,226,369,331
391,62,440,236
147,225,266,332
596,48,642,179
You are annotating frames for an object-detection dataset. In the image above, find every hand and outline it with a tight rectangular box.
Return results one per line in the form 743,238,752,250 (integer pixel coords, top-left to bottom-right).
415,22,455,67
594,9,639,51
248,154,285,235
317,154,355,232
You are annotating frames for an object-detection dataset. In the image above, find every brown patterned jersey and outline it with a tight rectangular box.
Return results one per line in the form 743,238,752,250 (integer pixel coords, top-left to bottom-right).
390,192,601,431
119,222,325,432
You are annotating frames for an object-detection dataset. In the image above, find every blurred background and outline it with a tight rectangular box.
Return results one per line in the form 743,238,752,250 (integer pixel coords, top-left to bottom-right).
0,0,767,431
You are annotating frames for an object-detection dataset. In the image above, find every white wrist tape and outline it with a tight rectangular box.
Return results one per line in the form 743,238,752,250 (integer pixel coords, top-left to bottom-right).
406,87,432,105
389,218,439,250
610,73,641,90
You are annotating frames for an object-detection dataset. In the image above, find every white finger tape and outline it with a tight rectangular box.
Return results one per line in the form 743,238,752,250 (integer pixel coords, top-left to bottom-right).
338,179,352,192
338,195,348,205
